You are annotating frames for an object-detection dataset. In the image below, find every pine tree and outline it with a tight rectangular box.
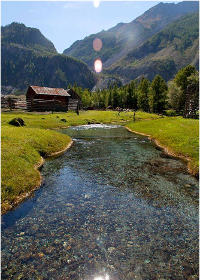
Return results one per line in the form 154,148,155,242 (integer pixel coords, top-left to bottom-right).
174,65,196,92
108,86,113,106
112,84,119,108
149,75,168,113
130,80,138,110
137,77,150,112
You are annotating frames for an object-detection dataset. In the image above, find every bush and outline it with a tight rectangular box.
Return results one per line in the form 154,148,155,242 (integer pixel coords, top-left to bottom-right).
163,110,177,116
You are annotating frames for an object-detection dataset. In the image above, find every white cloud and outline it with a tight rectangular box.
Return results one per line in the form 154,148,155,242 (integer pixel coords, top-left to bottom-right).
64,3,77,9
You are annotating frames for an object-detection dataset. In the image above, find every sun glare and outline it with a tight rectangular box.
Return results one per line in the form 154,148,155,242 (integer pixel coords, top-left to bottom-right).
93,38,103,52
94,59,102,73
94,0,100,8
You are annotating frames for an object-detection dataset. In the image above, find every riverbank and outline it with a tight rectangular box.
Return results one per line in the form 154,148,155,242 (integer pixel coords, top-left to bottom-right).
126,117,199,177
1,125,72,214
2,110,143,214
1,111,199,213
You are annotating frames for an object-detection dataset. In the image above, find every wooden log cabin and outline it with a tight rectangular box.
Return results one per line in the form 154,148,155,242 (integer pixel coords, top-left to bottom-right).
26,86,80,112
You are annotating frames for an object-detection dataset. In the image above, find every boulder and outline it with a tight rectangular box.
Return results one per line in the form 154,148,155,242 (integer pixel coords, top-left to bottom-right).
9,118,26,126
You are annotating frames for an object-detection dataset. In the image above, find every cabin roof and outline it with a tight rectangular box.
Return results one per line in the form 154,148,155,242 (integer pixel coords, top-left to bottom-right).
67,88,81,99
30,86,71,97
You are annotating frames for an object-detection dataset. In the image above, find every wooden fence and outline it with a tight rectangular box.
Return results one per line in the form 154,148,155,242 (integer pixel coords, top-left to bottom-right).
1,96,81,113
1,97,20,110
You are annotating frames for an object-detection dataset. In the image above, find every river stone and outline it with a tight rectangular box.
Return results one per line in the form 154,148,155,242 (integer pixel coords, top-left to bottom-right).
108,247,116,253
61,118,67,122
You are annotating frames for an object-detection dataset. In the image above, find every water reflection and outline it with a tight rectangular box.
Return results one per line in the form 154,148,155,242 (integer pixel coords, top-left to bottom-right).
1,125,199,279
94,275,109,280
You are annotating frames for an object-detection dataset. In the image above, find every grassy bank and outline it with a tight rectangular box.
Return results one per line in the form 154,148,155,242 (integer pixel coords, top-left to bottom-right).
1,125,72,214
1,110,161,129
2,110,160,213
127,117,199,176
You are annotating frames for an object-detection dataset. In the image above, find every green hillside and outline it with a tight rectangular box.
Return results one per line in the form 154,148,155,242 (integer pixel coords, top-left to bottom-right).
63,1,199,69
1,22,57,54
107,12,199,82
1,23,96,95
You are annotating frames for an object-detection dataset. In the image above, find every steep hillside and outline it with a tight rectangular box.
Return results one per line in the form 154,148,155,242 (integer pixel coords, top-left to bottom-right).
63,1,199,69
1,23,96,95
106,12,199,82
1,22,57,54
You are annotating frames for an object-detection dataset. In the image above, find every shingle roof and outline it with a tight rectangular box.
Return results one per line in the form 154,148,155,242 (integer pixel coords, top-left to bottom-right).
31,86,71,97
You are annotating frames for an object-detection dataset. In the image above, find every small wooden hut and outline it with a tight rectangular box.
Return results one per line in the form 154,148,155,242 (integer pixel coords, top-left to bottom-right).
67,88,81,111
26,86,71,112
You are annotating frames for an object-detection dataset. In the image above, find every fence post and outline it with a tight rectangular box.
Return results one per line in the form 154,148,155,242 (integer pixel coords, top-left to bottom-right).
8,97,12,111
52,98,56,114
76,101,79,115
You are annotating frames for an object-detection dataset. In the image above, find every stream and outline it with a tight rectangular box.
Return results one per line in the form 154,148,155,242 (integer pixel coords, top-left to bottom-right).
1,124,199,279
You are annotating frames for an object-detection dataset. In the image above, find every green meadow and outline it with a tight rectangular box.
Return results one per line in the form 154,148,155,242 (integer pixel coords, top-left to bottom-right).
1,110,199,213
127,117,199,175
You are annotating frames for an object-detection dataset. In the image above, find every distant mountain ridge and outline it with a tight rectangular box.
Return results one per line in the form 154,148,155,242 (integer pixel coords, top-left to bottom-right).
1,23,96,95
63,1,199,69
106,11,199,82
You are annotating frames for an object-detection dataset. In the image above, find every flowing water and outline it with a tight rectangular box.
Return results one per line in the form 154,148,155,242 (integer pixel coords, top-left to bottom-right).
1,125,199,280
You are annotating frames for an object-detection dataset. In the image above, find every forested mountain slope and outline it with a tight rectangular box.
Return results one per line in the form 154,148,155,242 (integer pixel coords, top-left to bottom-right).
106,12,199,82
1,23,96,95
63,1,199,69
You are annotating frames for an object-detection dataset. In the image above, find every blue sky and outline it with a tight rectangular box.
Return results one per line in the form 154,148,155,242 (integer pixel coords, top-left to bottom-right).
1,1,180,53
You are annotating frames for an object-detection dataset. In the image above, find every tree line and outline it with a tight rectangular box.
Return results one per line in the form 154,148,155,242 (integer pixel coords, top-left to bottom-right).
69,65,199,116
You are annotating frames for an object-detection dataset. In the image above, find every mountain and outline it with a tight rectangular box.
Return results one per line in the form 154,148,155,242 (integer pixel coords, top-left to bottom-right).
1,23,96,95
63,1,199,69
106,12,199,82
2,22,57,54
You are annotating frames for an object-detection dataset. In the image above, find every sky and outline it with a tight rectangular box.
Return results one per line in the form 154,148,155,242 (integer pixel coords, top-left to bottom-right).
1,1,181,53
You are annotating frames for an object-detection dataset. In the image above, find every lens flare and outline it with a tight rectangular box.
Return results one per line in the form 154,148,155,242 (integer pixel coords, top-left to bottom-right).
94,59,102,73
93,38,103,52
94,0,99,8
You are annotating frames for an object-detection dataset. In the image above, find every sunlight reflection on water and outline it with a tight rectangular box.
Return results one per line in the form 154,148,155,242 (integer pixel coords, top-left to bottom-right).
70,124,121,130
94,274,110,280
1,125,198,279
